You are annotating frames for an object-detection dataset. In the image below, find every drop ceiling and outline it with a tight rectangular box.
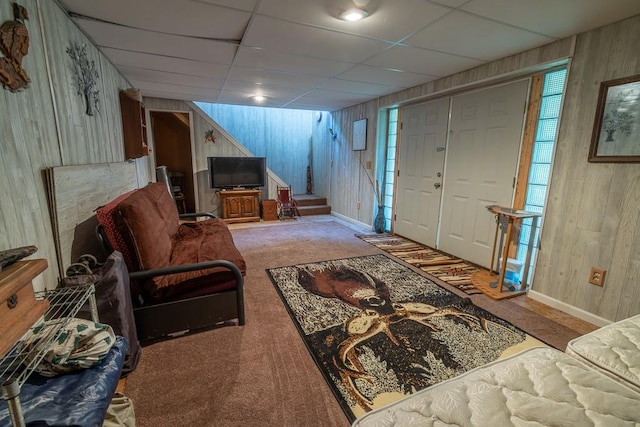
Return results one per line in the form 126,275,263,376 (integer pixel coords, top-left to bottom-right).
58,0,640,111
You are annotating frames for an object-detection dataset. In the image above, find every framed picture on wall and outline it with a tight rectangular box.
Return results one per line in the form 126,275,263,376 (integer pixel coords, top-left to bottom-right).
589,74,640,162
353,118,367,151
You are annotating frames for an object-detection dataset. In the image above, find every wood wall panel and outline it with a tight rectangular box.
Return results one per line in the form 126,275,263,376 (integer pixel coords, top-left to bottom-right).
0,1,132,290
47,162,137,276
311,113,333,204
309,101,379,225
39,1,128,166
533,15,640,321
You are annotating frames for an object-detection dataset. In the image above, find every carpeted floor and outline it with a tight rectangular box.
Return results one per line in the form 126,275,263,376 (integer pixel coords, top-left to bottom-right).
357,234,482,295
123,218,591,427
267,254,543,421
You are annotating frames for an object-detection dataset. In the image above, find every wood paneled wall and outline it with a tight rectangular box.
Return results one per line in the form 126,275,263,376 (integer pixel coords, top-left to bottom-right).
533,15,640,322
312,102,380,226
142,98,286,215
0,1,131,290
196,103,314,195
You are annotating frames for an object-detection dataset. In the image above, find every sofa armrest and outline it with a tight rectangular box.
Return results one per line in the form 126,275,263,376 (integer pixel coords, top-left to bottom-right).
129,260,242,284
179,212,216,220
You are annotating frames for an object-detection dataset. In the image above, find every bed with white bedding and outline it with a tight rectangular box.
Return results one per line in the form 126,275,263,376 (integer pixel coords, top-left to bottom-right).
351,346,640,426
566,313,640,392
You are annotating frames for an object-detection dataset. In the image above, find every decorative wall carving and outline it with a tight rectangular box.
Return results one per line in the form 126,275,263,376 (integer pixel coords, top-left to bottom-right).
0,3,31,92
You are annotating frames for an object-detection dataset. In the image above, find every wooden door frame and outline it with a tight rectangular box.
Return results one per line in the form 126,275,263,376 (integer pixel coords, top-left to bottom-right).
509,74,545,257
146,108,200,212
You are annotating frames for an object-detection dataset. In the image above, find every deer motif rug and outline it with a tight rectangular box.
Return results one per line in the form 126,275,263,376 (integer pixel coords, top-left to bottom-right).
266,254,544,422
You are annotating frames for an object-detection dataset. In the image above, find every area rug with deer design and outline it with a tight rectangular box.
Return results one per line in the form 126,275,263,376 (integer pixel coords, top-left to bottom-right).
266,254,545,422
356,234,483,295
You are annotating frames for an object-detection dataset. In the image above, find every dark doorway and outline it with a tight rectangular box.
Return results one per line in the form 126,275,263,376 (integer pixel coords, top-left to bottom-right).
150,111,195,213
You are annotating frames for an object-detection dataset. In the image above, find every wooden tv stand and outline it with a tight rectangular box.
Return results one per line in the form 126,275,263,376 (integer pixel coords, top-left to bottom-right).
217,189,262,223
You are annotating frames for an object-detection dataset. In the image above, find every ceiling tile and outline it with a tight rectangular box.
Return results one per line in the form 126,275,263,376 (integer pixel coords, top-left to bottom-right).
243,16,392,63
461,0,640,38
233,46,354,77
365,45,484,77
74,19,238,63
319,78,398,96
285,100,352,111
130,79,222,99
338,64,437,87
102,48,231,79
216,90,295,108
293,89,373,107
118,66,226,89
427,0,471,7
191,0,258,12
62,0,250,39
221,81,311,100
256,0,452,42
226,67,327,88
143,90,219,103
406,11,555,61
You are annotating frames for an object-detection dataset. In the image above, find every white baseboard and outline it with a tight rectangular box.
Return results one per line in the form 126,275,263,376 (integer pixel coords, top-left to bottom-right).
527,290,612,328
330,212,371,232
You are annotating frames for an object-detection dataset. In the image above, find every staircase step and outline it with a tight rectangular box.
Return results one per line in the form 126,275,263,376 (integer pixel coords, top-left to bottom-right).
297,205,331,216
293,194,327,206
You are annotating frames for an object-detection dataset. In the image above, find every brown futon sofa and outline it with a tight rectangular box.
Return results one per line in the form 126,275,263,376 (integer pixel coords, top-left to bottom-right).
96,182,245,340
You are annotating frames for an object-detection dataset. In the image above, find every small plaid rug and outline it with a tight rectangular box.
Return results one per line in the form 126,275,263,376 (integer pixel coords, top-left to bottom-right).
356,234,482,295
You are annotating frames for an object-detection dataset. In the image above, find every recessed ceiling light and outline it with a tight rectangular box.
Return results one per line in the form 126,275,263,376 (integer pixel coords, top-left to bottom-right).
253,95,266,103
340,8,368,21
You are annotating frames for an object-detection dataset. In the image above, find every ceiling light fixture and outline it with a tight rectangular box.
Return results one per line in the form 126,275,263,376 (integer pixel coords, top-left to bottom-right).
340,8,368,22
253,95,266,103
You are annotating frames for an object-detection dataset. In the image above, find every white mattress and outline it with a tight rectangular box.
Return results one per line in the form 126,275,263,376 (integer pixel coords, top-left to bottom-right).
566,314,640,392
351,347,640,427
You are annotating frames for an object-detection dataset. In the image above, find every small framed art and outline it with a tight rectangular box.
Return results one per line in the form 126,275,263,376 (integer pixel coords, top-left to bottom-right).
589,74,640,162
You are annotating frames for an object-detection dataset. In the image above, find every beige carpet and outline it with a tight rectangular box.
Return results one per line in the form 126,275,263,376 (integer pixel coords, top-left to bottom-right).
123,218,586,427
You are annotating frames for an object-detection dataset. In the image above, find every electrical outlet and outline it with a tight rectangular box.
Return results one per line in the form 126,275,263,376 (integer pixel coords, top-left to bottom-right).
588,267,606,286
365,161,372,169
356,202,361,209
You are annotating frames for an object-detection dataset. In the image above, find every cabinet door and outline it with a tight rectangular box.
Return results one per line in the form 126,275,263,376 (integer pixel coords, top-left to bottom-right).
240,196,257,217
225,197,242,218
120,91,149,159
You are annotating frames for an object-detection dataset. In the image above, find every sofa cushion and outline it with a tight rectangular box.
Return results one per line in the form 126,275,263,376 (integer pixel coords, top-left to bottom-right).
145,219,247,302
95,190,138,272
115,183,179,271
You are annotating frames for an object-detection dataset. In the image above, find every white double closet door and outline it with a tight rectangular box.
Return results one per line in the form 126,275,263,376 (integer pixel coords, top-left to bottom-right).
395,80,529,267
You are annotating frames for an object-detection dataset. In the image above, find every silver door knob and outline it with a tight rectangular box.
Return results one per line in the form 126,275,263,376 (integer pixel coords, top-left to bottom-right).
434,183,441,189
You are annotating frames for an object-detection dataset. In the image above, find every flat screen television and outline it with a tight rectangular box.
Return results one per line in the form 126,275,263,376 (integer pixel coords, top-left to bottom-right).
208,156,266,189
